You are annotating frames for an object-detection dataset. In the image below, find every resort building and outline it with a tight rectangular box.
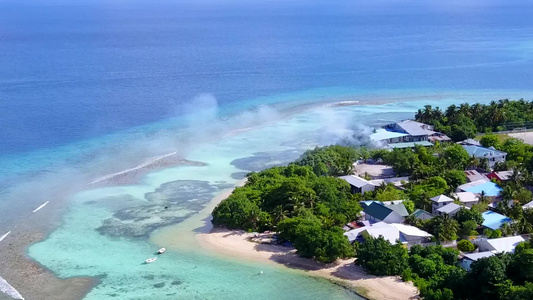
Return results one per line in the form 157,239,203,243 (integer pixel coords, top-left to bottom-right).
481,211,513,230
369,120,449,149
475,236,525,253
430,194,455,214
338,175,376,194
435,203,462,217
462,145,507,168
363,202,408,224
382,120,436,142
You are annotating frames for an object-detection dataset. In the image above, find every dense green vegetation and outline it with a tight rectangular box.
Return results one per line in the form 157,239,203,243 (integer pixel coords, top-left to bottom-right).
415,99,533,141
358,237,533,300
212,146,362,263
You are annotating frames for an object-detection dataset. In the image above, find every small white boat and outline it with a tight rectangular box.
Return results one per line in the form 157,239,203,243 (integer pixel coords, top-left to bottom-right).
157,248,166,254
145,257,157,264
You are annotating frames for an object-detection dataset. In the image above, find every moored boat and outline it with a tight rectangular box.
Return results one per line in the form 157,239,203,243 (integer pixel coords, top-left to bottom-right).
157,248,166,254
145,257,157,264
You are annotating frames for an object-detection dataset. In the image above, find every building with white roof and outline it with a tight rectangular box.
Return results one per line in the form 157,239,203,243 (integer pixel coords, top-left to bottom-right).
338,175,376,194
462,145,507,168
475,236,525,253
430,194,455,214
344,222,432,245
523,200,533,210
460,251,495,271
454,191,479,208
436,203,462,217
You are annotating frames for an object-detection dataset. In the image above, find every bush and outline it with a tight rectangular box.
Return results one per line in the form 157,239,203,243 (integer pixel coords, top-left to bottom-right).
457,239,475,252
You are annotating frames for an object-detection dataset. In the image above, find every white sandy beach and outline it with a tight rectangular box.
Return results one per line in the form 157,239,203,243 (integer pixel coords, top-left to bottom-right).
196,230,418,300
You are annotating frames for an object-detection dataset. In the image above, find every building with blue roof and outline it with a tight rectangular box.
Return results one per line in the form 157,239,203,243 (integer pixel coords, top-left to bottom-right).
462,145,507,168
457,180,502,197
482,211,512,230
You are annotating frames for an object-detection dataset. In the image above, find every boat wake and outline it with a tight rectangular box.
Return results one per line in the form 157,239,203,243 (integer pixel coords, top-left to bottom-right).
0,276,24,300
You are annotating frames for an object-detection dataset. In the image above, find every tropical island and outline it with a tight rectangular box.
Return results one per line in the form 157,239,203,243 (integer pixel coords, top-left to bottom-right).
210,99,533,300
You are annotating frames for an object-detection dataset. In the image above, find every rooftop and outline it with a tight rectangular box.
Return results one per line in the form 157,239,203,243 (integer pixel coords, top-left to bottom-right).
388,141,433,149
523,200,533,209
490,171,513,181
338,175,374,188
396,120,436,136
464,170,487,182
369,129,409,142
482,236,525,253
430,194,454,203
462,145,507,158
455,191,479,203
482,211,513,230
387,203,409,217
390,223,433,237
437,203,462,214
463,251,495,261
363,202,395,221
459,138,481,146
412,209,433,220
458,180,502,197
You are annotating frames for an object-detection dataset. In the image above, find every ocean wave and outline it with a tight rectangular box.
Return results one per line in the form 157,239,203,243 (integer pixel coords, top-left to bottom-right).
0,231,10,242
87,152,206,186
0,276,24,300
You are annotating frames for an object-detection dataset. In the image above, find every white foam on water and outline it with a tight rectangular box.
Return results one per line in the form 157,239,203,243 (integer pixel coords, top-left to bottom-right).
0,231,10,242
32,201,49,213
87,151,178,185
0,276,24,300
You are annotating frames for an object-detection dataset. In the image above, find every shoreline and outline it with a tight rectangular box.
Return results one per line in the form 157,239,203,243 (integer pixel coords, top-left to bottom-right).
152,182,418,300
195,229,418,300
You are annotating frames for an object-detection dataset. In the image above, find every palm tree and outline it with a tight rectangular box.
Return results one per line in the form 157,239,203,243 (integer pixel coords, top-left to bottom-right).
271,205,289,225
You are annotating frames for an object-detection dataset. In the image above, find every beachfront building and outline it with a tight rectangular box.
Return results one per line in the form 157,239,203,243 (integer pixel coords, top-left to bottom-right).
344,222,432,245
382,120,436,142
462,145,507,168
435,203,462,217
482,211,513,230
338,175,376,194
430,194,455,214
363,202,408,224
475,236,525,253
369,120,449,149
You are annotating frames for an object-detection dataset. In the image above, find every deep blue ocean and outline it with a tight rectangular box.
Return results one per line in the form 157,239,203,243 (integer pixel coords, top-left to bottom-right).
1,0,533,155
